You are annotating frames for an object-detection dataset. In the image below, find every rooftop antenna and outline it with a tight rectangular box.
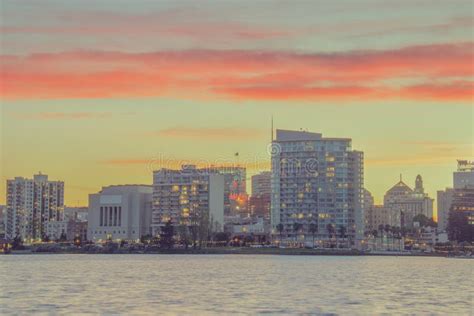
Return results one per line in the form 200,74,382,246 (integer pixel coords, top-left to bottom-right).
400,173,402,182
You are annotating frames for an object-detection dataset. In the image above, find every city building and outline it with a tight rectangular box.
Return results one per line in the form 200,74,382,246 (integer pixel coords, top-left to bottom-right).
152,165,225,234
437,188,454,232
270,129,364,247
64,206,88,221
45,220,68,240
363,189,375,232
450,187,474,226
207,166,247,216
454,160,474,189
251,171,271,197
88,185,152,242
249,171,272,219
5,173,64,241
383,175,433,228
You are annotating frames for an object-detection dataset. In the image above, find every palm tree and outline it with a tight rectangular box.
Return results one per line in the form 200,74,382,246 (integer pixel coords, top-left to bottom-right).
384,224,391,250
338,225,347,248
309,222,318,248
276,223,284,244
293,222,302,244
326,223,335,248
378,224,385,249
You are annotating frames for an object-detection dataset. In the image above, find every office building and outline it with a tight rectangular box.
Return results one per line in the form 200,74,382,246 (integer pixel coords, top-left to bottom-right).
271,129,364,246
5,173,64,241
88,185,152,242
152,165,225,234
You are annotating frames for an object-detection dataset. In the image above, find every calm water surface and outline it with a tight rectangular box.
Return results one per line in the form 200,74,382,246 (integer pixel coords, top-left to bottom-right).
0,254,472,315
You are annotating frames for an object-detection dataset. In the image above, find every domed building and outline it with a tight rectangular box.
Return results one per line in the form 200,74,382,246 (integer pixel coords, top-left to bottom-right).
383,175,434,228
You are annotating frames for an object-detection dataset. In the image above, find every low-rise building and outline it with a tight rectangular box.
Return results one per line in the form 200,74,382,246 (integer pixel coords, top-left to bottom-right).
45,220,68,240
88,185,153,242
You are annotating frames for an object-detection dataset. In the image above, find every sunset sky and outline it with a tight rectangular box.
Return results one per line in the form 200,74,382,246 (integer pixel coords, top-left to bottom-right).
1,0,473,210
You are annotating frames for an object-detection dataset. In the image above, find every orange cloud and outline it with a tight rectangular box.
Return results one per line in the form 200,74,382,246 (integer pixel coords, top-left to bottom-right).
1,42,472,101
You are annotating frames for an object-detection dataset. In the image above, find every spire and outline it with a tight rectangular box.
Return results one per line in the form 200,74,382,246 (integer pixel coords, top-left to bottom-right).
400,173,402,182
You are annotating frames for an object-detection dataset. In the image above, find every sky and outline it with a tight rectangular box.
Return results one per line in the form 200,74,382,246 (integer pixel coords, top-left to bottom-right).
1,0,473,212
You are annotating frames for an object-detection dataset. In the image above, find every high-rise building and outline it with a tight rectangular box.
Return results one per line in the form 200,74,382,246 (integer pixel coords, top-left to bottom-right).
152,165,225,234
454,160,474,189
449,160,474,229
383,175,433,228
270,129,364,246
5,173,64,241
88,185,152,242
438,160,474,232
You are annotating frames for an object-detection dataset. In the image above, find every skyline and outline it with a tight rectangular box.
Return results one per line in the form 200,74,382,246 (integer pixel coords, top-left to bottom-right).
1,0,473,208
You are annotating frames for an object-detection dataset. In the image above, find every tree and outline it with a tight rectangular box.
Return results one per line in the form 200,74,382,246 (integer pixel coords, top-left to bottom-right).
293,222,302,243
11,235,24,250
140,234,152,244
384,225,391,250
276,223,284,243
413,214,437,228
59,232,67,242
214,232,231,244
338,225,347,248
309,222,318,248
177,223,190,249
326,223,335,248
160,220,175,249
447,211,473,242
378,224,385,249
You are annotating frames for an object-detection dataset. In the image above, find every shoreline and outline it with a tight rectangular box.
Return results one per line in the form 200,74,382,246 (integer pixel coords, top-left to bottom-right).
5,247,447,257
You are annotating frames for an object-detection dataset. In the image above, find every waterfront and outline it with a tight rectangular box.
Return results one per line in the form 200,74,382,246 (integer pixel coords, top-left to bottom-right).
0,255,472,315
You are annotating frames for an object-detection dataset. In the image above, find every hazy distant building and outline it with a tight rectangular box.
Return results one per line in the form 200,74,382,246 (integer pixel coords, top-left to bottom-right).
152,165,225,234
271,129,364,246
88,185,152,242
437,189,454,232
363,189,375,232
249,171,272,219
384,175,433,228
5,173,64,241
45,220,68,240
64,206,88,222
252,171,271,197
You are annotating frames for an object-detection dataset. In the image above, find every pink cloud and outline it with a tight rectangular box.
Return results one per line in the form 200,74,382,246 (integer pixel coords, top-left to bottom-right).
1,42,472,102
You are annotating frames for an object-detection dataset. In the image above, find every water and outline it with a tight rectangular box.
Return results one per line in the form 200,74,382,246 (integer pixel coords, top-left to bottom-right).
0,254,472,315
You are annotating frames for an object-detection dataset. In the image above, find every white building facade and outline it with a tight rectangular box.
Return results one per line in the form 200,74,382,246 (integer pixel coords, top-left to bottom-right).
152,165,225,235
5,173,64,241
270,130,365,247
383,175,434,228
88,185,152,242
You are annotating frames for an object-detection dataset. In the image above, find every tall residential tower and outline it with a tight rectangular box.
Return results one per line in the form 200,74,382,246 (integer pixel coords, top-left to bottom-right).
5,173,64,241
270,130,364,246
